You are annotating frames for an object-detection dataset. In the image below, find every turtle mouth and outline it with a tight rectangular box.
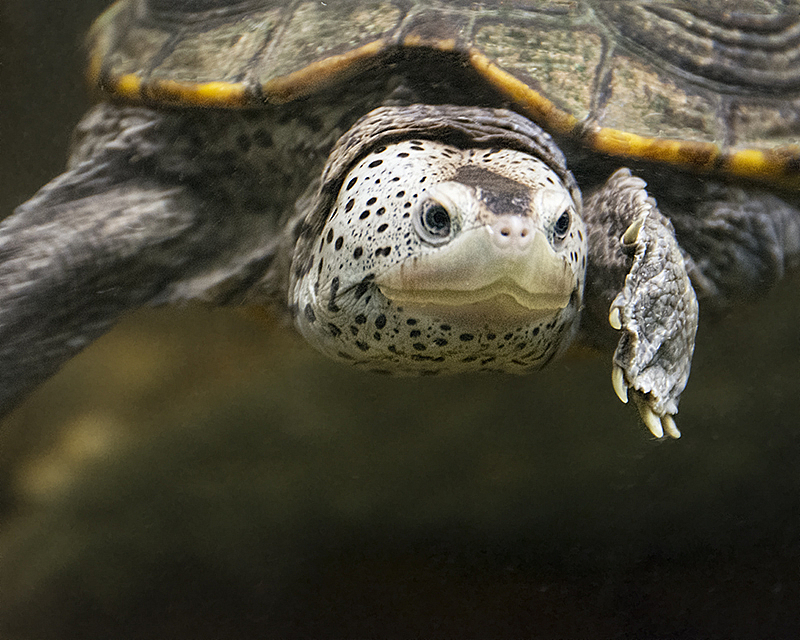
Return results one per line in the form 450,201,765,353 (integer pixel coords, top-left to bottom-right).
376,280,568,323
374,227,576,321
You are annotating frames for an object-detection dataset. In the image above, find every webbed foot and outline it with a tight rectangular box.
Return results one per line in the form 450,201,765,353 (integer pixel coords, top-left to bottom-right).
605,171,699,439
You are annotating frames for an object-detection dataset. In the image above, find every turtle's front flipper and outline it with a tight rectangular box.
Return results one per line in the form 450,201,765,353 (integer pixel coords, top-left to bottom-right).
583,169,698,439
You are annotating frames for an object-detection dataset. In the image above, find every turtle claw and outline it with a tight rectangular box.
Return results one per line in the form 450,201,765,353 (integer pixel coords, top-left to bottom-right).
631,390,681,439
608,306,622,331
611,364,628,404
608,200,698,439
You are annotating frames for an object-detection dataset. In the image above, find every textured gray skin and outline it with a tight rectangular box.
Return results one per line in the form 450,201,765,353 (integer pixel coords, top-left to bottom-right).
2,99,800,434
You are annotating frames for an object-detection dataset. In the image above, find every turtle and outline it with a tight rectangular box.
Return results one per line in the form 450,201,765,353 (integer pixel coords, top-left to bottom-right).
2,0,800,439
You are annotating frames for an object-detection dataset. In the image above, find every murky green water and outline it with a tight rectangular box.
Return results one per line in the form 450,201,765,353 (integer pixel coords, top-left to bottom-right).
2,2,800,638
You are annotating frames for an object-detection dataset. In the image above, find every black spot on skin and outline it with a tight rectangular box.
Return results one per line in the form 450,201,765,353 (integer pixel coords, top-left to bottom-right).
413,343,427,351
375,314,387,329
359,210,370,220
481,357,496,364
407,318,417,325
504,333,513,340
369,159,383,168
375,247,392,258
328,323,341,337
304,304,316,323
326,229,334,243
354,247,363,259
345,199,355,212
396,190,405,198
253,129,273,147
335,237,344,251
376,207,386,216
459,333,475,341
236,133,251,152
440,324,451,331
532,327,540,336
388,345,398,354
486,333,496,340
366,197,377,206
398,152,409,157
355,314,366,324
462,356,478,362
374,332,381,340
350,326,359,336
410,330,421,338
377,223,388,233
434,338,448,346
346,177,357,190
356,341,370,352
354,274,374,299
328,277,340,312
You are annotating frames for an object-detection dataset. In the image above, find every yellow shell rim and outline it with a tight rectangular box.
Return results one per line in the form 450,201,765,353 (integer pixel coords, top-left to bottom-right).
88,26,800,190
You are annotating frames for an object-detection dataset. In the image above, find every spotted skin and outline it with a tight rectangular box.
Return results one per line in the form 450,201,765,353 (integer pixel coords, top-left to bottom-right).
292,139,586,374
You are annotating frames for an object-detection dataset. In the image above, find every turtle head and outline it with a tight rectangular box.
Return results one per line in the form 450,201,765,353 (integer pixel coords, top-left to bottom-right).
290,134,586,375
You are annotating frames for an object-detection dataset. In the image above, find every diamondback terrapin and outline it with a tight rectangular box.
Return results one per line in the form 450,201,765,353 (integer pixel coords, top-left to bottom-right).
2,0,800,438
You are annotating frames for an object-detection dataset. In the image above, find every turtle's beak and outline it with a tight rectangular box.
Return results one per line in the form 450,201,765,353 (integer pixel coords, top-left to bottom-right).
374,223,575,320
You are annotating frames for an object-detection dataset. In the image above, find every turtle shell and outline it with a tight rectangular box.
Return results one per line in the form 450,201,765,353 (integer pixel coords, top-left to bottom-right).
89,0,800,187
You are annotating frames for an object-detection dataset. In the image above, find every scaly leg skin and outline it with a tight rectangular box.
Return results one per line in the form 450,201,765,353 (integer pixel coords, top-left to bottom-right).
585,169,698,439
609,206,699,439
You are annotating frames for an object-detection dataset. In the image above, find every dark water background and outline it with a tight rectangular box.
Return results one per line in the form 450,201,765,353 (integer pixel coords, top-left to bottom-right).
2,2,800,638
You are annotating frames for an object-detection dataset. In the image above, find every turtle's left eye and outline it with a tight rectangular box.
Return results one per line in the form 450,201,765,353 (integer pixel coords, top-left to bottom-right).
554,210,570,239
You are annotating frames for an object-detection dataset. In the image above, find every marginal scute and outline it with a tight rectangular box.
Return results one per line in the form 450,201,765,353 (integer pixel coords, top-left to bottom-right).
253,2,402,88
472,22,602,122
597,53,723,147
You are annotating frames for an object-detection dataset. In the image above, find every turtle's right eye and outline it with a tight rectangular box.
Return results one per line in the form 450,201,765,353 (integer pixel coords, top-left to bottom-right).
554,209,570,239
415,200,452,245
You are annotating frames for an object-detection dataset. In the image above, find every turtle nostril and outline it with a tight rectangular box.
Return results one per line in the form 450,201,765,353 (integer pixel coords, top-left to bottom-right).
491,215,534,249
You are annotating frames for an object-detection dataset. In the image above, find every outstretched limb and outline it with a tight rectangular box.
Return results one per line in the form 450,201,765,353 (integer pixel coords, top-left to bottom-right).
0,104,289,417
582,169,698,439
582,169,800,439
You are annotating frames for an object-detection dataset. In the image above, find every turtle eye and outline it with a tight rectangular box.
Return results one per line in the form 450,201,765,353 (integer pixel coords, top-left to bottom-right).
415,200,453,245
554,209,570,239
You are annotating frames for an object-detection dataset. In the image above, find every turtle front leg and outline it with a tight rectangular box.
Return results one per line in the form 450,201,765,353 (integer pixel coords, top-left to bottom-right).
583,169,698,439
